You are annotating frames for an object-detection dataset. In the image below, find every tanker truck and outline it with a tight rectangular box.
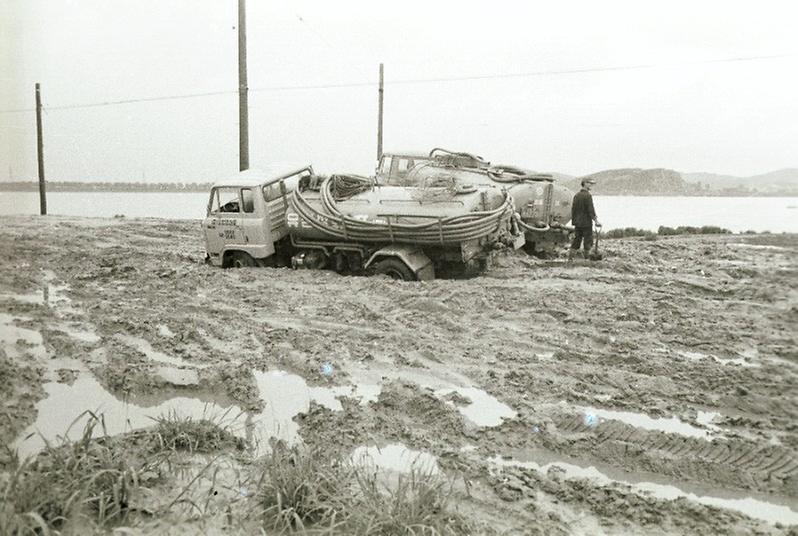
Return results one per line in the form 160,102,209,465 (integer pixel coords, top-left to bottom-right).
202,165,524,281
376,148,573,256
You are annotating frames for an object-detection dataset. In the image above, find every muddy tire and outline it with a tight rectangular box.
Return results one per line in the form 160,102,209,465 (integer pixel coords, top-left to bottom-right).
229,251,256,268
368,258,415,281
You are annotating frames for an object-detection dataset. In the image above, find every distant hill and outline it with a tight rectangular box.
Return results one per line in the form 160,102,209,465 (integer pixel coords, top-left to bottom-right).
563,168,696,195
560,167,798,196
682,168,798,193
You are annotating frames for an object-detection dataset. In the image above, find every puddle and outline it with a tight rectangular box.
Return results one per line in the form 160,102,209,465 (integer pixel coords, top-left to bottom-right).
729,243,788,252
156,366,200,386
0,270,73,309
0,313,47,359
488,453,798,526
344,360,515,427
14,367,381,459
677,350,758,368
351,443,440,475
696,411,722,432
117,334,209,369
157,324,175,338
582,406,715,440
13,373,248,458
54,324,100,343
436,387,517,427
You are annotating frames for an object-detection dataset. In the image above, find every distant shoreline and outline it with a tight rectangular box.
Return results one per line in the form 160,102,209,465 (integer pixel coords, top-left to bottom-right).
1,183,796,197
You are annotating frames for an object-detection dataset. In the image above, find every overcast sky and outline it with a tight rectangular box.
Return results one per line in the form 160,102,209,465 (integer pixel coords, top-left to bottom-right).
2,0,796,181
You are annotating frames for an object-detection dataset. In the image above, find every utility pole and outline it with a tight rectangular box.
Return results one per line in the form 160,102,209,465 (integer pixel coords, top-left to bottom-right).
377,63,384,160
35,83,47,215
238,0,250,171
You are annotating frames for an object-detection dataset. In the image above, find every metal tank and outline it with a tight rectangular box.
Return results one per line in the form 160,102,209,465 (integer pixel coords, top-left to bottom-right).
377,149,573,256
286,174,514,246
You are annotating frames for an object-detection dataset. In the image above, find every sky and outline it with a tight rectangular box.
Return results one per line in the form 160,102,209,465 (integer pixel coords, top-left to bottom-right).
1,0,797,182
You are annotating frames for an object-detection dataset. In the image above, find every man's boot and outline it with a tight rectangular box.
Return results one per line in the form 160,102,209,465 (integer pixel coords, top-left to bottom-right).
567,249,576,261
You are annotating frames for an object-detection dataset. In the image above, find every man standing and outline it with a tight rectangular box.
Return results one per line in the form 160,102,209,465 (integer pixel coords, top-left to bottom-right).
569,178,601,260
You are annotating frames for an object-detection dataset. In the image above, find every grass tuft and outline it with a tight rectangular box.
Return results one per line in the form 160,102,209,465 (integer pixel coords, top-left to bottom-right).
0,412,157,534
147,409,246,454
258,440,351,533
257,442,469,535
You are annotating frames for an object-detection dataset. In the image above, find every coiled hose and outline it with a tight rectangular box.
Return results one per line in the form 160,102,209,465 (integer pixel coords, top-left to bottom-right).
487,165,554,183
290,177,515,245
329,174,374,200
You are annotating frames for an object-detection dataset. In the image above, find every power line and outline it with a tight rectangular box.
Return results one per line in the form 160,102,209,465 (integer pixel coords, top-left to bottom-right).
0,52,794,114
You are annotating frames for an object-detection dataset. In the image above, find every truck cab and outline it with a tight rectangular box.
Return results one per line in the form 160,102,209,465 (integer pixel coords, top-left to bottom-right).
203,166,313,268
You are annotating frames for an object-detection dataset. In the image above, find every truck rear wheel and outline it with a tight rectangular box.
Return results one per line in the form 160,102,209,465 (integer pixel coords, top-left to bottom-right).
368,258,415,281
229,251,256,268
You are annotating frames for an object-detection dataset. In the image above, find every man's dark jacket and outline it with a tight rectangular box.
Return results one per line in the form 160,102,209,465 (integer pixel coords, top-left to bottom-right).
571,189,596,228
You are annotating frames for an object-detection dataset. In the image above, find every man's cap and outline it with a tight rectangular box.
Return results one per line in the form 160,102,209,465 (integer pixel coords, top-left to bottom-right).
581,178,596,185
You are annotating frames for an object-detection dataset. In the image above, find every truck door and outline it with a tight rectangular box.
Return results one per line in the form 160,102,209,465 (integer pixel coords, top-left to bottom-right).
238,187,270,252
204,187,244,264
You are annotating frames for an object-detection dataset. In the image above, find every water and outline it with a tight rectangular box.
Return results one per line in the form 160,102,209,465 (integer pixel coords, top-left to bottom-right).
489,453,798,525
0,191,209,220
595,196,798,233
435,387,517,427
581,406,718,439
1,192,797,233
13,367,380,459
351,443,440,475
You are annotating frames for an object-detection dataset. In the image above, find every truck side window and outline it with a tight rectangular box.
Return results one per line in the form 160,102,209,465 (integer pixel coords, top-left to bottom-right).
211,187,241,214
379,157,391,177
241,188,254,213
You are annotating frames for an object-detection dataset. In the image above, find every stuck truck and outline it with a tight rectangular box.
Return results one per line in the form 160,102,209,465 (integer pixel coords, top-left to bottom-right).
202,165,523,281
376,148,574,256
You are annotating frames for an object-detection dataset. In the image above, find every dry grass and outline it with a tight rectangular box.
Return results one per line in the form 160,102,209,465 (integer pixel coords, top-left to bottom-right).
0,412,156,534
257,441,469,535
146,409,246,454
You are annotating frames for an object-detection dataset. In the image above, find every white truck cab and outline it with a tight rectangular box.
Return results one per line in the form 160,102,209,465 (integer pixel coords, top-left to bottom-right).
203,166,313,267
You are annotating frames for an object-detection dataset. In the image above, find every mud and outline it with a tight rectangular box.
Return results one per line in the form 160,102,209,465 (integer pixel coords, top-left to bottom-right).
1,215,796,534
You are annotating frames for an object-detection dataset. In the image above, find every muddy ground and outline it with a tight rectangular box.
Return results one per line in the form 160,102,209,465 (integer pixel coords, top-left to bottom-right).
1,215,797,535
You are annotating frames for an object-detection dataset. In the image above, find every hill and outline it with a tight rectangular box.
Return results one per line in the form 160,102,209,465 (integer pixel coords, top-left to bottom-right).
563,168,697,195
682,168,798,193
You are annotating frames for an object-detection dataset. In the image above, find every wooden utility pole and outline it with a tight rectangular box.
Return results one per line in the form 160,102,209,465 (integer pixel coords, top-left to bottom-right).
35,83,47,215
238,0,250,171
377,63,384,160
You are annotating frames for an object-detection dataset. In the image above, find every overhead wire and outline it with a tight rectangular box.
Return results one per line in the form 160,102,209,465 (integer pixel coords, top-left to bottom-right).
0,52,793,115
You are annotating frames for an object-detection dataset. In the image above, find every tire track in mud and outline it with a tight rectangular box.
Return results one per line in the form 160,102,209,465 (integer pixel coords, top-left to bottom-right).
549,414,798,494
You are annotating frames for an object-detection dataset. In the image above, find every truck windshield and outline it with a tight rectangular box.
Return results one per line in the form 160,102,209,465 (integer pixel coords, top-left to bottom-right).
209,187,241,214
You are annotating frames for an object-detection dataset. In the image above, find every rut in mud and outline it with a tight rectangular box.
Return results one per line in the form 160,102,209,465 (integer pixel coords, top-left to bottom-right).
1,215,796,534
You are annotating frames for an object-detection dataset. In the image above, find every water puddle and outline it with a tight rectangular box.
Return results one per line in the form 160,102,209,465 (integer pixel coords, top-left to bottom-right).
351,443,440,475
13,367,381,459
157,324,175,338
117,334,209,369
54,323,100,343
0,313,47,359
344,360,515,427
156,366,200,386
729,243,788,252
677,350,758,368
0,270,73,309
436,387,517,427
13,373,248,458
695,411,722,432
488,453,798,525
582,406,715,440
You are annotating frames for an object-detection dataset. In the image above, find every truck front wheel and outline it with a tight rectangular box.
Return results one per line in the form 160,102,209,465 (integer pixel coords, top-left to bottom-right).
228,251,256,268
368,258,415,281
